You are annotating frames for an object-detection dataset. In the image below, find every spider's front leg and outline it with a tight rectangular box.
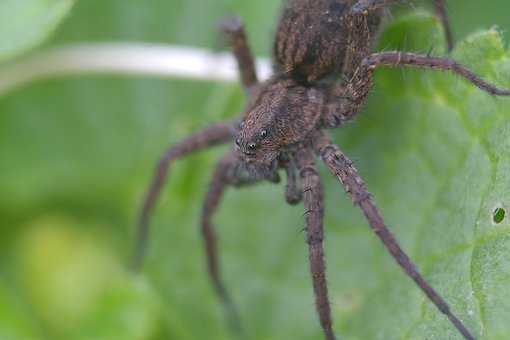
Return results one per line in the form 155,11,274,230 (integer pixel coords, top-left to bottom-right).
312,131,475,340
201,151,260,334
132,122,236,271
295,148,336,340
352,0,454,50
202,150,303,333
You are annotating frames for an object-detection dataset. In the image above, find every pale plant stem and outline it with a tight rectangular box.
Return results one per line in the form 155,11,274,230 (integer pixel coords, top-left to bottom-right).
0,43,272,96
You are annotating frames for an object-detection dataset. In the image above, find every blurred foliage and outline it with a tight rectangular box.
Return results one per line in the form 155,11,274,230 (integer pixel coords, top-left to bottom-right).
0,0,75,63
1,1,510,340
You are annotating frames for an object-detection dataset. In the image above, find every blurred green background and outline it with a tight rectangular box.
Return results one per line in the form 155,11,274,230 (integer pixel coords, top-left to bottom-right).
1,1,510,339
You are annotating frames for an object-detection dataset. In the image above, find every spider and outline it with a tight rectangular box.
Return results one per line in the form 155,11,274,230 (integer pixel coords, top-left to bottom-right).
133,1,510,339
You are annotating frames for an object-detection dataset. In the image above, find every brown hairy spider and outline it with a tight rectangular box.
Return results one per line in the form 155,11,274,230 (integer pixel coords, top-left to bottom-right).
133,1,510,339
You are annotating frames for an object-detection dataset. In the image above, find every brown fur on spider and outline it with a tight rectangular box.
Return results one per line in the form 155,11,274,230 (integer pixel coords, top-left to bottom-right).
134,1,510,339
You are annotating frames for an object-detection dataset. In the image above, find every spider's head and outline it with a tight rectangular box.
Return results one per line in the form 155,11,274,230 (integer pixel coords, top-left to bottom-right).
235,107,279,165
235,77,324,167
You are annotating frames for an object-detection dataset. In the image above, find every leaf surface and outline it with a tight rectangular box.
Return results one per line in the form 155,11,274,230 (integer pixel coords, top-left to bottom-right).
0,0,74,63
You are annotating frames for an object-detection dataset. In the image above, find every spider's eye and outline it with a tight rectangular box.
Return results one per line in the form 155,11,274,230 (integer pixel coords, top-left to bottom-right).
247,143,257,151
260,130,268,139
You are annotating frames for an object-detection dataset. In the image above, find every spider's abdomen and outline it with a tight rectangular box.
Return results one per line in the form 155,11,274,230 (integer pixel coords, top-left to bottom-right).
273,0,381,83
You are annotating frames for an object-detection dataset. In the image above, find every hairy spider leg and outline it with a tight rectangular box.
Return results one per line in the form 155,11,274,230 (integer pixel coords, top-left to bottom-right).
313,131,475,340
433,0,454,51
323,49,510,129
295,148,336,340
351,0,402,12
201,153,238,331
132,122,235,271
221,16,259,91
319,24,510,340
202,151,310,334
198,19,262,333
201,151,262,335
134,17,260,271
363,51,510,95
351,0,454,50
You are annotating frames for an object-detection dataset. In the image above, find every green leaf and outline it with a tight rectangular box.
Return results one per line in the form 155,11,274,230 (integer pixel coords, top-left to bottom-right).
332,12,510,340
0,0,74,63
0,281,41,340
1,2,510,340
14,215,166,340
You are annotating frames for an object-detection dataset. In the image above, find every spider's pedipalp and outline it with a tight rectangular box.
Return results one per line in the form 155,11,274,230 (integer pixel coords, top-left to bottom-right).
313,131,475,340
283,157,302,205
295,147,335,340
132,122,236,271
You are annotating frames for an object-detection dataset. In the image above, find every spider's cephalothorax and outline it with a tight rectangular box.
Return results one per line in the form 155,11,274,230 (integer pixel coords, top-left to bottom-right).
135,1,510,339
235,76,324,173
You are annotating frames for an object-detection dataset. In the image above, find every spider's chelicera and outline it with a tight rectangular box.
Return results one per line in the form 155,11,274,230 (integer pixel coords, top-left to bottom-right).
134,1,510,339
